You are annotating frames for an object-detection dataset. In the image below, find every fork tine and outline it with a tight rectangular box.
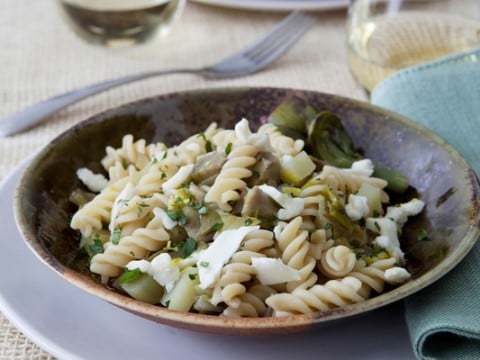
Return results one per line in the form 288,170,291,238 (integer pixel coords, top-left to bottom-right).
246,15,316,64
245,11,316,59
245,16,315,67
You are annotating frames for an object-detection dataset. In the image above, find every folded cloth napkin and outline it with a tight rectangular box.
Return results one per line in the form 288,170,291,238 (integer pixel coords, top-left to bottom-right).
370,48,480,360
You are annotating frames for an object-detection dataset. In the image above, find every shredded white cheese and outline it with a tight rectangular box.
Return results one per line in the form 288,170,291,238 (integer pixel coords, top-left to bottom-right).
150,253,181,292
153,207,177,230
126,259,151,274
366,199,425,262
345,194,370,221
76,167,108,192
126,253,181,292
350,159,375,177
386,198,425,227
234,118,252,144
161,164,194,192
251,258,301,285
385,267,412,285
197,225,259,289
258,184,304,220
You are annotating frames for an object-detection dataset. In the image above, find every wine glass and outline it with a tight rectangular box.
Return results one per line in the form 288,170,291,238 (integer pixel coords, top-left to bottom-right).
346,0,480,91
58,0,186,47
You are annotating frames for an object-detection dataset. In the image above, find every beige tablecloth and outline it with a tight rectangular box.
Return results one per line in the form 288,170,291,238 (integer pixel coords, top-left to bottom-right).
0,1,365,358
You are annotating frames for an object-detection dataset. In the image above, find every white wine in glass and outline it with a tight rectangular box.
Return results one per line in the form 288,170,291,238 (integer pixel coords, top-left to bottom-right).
347,0,480,91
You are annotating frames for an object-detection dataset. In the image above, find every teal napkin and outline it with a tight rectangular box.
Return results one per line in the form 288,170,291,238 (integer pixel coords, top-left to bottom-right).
371,48,480,359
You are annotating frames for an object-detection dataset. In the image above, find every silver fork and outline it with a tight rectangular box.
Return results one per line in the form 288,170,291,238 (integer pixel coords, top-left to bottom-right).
0,11,315,137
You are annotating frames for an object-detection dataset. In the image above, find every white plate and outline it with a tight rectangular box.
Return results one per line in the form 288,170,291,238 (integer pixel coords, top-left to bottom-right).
190,0,349,11
0,161,415,360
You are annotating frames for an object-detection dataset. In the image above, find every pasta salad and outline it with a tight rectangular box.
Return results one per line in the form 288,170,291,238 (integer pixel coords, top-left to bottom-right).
69,104,424,317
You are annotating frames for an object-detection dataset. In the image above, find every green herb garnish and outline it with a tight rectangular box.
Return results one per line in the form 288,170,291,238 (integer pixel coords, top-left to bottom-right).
199,133,213,152
119,268,143,284
111,226,122,245
89,235,104,256
166,209,187,226
181,237,197,258
417,229,429,241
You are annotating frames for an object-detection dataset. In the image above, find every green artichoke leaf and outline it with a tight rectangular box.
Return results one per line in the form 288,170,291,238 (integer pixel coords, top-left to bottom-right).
267,96,317,139
306,111,360,168
268,99,409,193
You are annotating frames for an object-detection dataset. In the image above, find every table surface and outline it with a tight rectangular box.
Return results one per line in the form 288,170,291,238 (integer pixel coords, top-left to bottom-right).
0,1,369,358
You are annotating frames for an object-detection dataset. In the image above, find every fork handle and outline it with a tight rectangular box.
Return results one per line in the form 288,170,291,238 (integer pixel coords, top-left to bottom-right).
0,67,196,137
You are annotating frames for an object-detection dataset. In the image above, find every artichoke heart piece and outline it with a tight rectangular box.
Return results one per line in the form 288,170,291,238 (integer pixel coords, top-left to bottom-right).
182,204,222,243
280,151,316,185
120,273,164,304
241,186,280,226
247,151,281,187
191,150,227,186
267,96,317,140
161,267,199,312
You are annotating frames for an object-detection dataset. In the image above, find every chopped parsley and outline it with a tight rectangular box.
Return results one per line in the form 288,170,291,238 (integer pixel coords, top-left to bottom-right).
136,201,149,218
225,142,233,155
119,268,143,284
192,201,208,215
180,237,197,258
188,273,198,280
324,223,334,237
199,133,213,153
374,221,382,232
89,235,104,256
111,226,122,245
212,222,224,232
166,209,187,226
417,229,429,241
199,261,209,268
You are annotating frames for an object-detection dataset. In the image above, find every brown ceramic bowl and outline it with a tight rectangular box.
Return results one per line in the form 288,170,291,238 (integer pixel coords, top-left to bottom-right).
14,87,480,335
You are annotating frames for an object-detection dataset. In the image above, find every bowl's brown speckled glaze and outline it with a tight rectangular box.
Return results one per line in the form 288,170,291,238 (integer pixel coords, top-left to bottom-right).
14,87,480,335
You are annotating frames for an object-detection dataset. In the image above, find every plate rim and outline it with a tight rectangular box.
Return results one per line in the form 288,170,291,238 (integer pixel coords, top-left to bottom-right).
13,86,480,334
189,0,349,11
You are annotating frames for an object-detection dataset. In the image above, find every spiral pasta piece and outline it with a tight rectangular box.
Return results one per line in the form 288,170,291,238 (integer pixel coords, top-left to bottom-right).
300,183,331,231
71,177,130,237
266,276,365,317
204,143,259,211
172,123,218,165
258,123,304,156
107,161,138,183
347,257,397,298
308,228,334,260
222,284,277,317
211,129,237,150
101,135,166,171
275,217,317,291
114,193,168,227
90,215,170,282
319,245,357,278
